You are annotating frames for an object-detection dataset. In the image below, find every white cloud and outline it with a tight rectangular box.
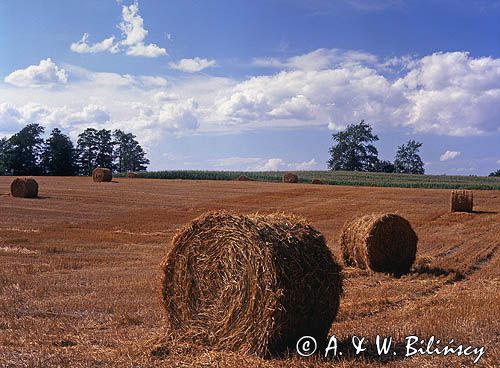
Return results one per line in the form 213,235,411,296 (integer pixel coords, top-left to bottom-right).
70,1,166,57
292,158,317,170
70,33,119,54
440,150,461,161
398,52,500,136
118,1,148,46
268,95,315,120
255,158,285,171
126,42,167,57
157,98,199,131
212,157,262,167
169,58,216,73
117,1,166,57
67,105,111,125
3,51,500,147
254,48,378,70
497,159,500,164
251,157,317,171
4,58,68,87
327,120,347,131
215,65,405,128
0,103,23,132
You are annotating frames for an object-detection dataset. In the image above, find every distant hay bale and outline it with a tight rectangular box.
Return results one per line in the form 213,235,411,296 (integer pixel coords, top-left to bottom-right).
127,172,139,178
161,211,342,357
450,190,473,212
236,175,253,181
340,213,417,276
10,178,38,198
311,179,323,184
282,172,298,183
92,168,112,182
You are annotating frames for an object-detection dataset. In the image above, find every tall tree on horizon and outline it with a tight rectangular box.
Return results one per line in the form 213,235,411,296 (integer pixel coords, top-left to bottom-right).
113,129,149,172
42,128,77,176
5,123,45,175
327,120,379,171
394,140,425,174
76,128,115,175
0,138,12,175
76,128,99,175
95,129,114,169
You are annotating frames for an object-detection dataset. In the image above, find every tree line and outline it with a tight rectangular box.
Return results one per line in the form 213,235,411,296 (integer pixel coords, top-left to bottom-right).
327,120,425,174
0,123,149,176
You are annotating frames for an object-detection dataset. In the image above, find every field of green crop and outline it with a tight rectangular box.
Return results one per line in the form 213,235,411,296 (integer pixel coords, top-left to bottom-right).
119,170,500,190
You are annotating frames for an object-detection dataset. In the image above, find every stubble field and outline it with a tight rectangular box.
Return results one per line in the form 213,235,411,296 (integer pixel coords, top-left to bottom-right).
0,177,498,367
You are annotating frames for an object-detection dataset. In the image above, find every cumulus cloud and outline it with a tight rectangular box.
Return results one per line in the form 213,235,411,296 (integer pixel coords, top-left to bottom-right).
440,150,461,161
126,42,166,57
3,50,500,146
157,98,199,131
215,65,405,128
0,102,111,135
251,158,317,171
4,58,68,87
398,52,500,136
254,48,378,70
169,58,216,73
66,105,111,125
70,33,119,54
0,103,23,131
117,1,166,57
256,158,285,171
217,51,500,136
70,1,166,57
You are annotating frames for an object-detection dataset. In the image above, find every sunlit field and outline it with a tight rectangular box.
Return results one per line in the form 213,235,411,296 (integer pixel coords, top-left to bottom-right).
0,177,498,367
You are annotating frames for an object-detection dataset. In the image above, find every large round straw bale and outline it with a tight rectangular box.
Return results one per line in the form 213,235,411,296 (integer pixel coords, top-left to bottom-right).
236,175,253,181
127,171,139,178
161,211,342,357
282,172,298,183
92,167,112,182
10,178,38,198
340,213,417,276
312,179,323,184
450,190,473,212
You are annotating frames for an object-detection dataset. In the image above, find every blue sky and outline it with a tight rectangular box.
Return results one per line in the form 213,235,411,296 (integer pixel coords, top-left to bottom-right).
1,0,499,174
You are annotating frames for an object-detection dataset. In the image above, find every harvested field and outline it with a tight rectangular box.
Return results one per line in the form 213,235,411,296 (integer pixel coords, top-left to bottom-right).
0,177,499,367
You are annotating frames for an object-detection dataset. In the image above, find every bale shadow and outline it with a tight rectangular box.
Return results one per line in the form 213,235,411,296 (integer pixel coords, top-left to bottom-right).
472,210,498,214
412,266,464,282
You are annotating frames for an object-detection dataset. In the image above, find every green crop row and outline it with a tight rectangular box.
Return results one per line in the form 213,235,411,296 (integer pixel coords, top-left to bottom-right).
116,170,500,190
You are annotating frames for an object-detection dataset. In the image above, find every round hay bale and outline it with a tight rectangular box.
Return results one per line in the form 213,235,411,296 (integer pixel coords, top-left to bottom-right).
10,178,38,198
236,175,253,181
340,213,417,276
450,190,473,212
282,172,298,183
311,179,323,185
161,211,342,357
127,172,139,178
92,168,112,182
